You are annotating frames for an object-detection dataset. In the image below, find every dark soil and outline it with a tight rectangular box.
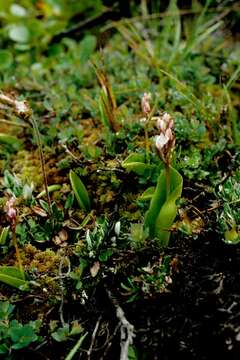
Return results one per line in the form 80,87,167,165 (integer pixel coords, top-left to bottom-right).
13,233,240,360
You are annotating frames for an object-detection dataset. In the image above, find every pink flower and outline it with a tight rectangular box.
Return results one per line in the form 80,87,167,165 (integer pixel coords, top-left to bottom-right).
156,133,169,150
155,112,175,164
6,197,17,225
141,93,151,115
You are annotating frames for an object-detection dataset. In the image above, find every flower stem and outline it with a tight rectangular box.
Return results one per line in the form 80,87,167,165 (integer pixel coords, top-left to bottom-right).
12,225,24,279
165,164,170,200
144,122,150,164
31,116,52,216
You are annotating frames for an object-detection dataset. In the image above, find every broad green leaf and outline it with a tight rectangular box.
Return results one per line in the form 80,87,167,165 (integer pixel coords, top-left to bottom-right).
122,153,154,175
10,324,38,349
0,266,28,290
69,170,91,211
145,167,183,247
0,50,13,69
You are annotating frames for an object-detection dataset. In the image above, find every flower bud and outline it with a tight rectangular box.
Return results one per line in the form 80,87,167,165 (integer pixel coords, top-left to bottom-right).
5,197,17,226
156,133,169,151
141,92,151,115
155,112,175,165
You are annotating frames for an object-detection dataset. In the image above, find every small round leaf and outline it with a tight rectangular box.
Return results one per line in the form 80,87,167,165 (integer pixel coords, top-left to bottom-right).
0,50,13,69
8,25,29,43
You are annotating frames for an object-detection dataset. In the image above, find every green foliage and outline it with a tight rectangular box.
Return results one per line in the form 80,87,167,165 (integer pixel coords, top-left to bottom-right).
0,134,22,152
64,332,88,360
145,167,183,247
121,256,172,301
216,170,240,244
0,266,28,290
0,301,41,354
0,50,13,70
69,170,91,211
3,170,33,200
8,321,38,349
51,322,83,342
0,227,9,246
122,152,157,177
130,223,149,249
36,184,61,199
0,0,102,52
84,217,113,259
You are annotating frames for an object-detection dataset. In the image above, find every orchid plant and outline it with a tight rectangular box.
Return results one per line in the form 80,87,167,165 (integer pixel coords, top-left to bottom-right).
123,95,182,247
144,112,182,247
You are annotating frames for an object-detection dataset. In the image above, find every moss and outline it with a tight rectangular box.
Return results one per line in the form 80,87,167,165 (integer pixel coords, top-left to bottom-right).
23,244,61,275
12,150,43,187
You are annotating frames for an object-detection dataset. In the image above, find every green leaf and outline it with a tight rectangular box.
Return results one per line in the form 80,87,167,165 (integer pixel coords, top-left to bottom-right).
224,228,240,244
69,170,91,211
36,184,61,199
99,91,110,129
138,187,155,201
0,301,15,320
0,50,13,70
10,323,38,349
0,133,22,151
64,332,88,360
122,153,154,175
0,226,9,245
145,167,183,247
79,35,97,64
52,325,70,342
8,24,29,43
0,343,9,354
0,266,28,290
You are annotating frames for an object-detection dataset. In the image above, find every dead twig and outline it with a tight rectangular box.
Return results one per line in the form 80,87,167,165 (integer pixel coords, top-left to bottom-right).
58,256,71,327
87,316,102,360
106,289,135,360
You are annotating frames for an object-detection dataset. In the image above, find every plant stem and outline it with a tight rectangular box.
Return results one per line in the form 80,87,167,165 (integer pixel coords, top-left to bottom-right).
144,122,150,164
31,116,52,216
12,225,24,279
165,164,170,200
